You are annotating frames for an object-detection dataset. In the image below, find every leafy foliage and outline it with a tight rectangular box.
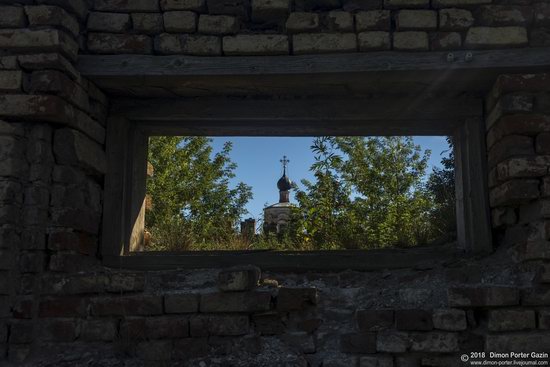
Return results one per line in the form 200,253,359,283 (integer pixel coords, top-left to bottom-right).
145,136,455,251
145,136,252,250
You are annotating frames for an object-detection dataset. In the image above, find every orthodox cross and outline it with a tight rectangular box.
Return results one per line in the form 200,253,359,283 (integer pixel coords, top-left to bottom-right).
280,155,289,174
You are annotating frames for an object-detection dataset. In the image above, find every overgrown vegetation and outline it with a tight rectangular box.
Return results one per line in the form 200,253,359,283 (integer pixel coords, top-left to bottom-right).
145,136,455,251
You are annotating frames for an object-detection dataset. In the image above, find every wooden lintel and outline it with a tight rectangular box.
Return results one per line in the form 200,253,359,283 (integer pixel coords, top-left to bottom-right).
103,245,460,271
111,96,482,135
78,47,550,77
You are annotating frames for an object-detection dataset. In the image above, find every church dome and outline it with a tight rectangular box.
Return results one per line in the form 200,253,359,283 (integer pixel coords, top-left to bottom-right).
277,174,292,191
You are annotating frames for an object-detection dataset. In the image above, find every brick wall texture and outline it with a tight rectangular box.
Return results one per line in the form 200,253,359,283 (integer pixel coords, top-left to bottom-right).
0,0,549,366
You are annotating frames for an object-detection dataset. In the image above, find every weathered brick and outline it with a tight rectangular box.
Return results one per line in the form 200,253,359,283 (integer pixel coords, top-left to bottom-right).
80,319,118,341
94,0,159,12
432,309,467,331
281,331,316,353
544,176,550,197
88,33,153,54
0,6,27,28
223,34,288,55
492,205,517,226
132,13,164,34
18,53,79,81
358,31,391,50
497,157,549,180
136,340,173,361
356,10,391,31
448,287,520,307
39,318,79,342
439,8,474,30
146,316,189,338
486,332,550,351
488,309,536,331
0,29,78,61
396,10,437,30
431,32,462,50
53,128,106,175
163,11,197,32
521,200,550,223
295,0,341,11
465,26,528,48
198,314,250,336
487,94,535,129
487,135,534,166
252,312,285,335
395,309,433,331
48,230,97,255
218,265,260,291
376,330,410,353
357,309,394,331
326,11,354,31
433,0,491,7
154,33,183,54
30,70,89,111
50,208,101,235
384,0,429,8
38,296,88,317
91,295,163,316
535,2,550,27
173,338,209,359
341,332,376,353
286,12,319,32
9,320,34,344
182,34,222,55
536,133,550,154
198,15,239,34
207,0,248,18
409,332,459,352
393,31,429,50
490,179,540,207
522,287,550,306
251,0,289,22
164,293,199,313
539,310,550,329
200,291,271,312
25,5,80,37
161,0,206,11
0,70,23,93
41,273,106,294
107,273,146,292
476,5,533,26
87,12,130,33
36,0,90,20
343,0,382,11
359,356,394,367
293,33,357,54
277,287,318,311
119,317,146,339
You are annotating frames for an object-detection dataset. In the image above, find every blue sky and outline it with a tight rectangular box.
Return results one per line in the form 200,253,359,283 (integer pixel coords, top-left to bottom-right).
211,136,451,220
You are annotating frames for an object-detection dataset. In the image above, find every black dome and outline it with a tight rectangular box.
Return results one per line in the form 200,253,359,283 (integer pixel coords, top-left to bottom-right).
277,174,292,191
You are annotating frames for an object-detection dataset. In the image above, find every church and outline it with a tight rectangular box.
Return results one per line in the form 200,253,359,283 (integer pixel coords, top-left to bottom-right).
263,156,294,235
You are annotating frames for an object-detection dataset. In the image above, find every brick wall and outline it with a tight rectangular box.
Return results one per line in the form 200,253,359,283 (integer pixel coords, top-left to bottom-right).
0,0,549,366
77,0,550,56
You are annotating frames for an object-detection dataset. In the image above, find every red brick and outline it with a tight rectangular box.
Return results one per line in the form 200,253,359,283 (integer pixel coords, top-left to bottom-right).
490,179,540,207
91,295,163,316
448,287,520,307
487,135,534,166
409,332,459,352
340,332,376,353
47,231,98,255
80,319,118,341
537,133,550,154
87,33,153,54
39,318,79,342
277,287,318,311
9,320,34,344
200,291,271,313
146,316,189,339
395,309,433,331
522,287,550,306
39,296,88,317
357,310,394,331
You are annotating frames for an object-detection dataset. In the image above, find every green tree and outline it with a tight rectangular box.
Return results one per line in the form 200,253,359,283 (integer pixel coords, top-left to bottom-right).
146,136,252,250
426,137,456,240
292,136,433,250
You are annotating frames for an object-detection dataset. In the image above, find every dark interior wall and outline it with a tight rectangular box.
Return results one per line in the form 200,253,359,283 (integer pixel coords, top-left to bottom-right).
0,0,549,365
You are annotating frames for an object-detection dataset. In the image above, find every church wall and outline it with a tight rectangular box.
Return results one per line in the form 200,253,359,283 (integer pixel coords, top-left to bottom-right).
0,0,549,365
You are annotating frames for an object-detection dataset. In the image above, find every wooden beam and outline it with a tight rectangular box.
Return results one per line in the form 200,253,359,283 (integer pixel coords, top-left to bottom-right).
102,245,459,271
78,47,550,77
111,96,482,136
